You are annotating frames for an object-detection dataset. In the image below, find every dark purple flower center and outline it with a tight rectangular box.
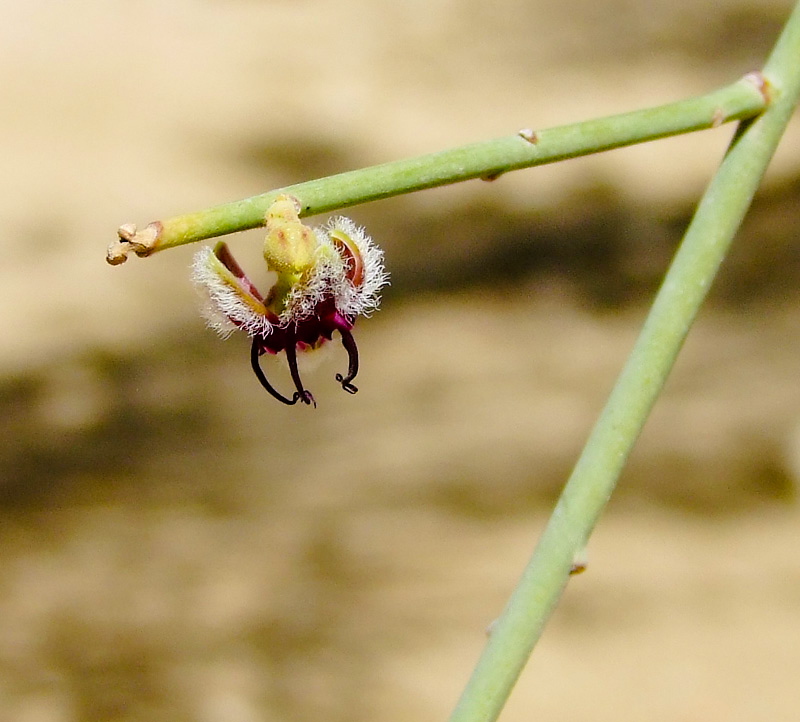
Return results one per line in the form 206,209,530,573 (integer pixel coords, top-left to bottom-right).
249,298,359,408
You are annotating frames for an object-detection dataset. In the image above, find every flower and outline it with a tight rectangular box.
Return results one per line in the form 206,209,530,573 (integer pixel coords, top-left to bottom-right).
192,195,388,407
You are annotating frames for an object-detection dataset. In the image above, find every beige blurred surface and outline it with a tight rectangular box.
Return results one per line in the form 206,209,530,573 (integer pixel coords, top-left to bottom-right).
2,1,800,721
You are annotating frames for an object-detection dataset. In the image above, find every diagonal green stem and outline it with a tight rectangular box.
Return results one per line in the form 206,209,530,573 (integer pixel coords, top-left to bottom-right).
107,75,765,264
447,3,800,722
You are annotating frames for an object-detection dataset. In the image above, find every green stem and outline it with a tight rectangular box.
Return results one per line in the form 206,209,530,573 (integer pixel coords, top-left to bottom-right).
107,75,765,264
448,4,800,722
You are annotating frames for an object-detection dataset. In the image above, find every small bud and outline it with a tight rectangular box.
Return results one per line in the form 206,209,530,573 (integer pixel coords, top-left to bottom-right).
263,194,319,275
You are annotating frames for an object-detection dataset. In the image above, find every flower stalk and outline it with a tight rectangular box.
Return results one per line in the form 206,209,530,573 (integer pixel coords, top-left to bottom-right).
107,74,766,264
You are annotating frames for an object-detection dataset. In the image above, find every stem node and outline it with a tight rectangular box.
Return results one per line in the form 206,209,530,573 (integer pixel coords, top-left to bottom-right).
743,70,771,103
517,128,539,144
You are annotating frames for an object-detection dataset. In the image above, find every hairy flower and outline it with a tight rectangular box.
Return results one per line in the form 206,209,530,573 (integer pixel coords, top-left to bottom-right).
192,195,388,407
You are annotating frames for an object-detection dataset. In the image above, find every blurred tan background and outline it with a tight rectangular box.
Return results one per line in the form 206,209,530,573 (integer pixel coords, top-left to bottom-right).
2,1,800,720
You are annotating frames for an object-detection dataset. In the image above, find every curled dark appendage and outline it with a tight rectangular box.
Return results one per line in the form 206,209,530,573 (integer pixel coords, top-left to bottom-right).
251,337,301,405
285,333,316,408
335,328,359,394
291,389,316,406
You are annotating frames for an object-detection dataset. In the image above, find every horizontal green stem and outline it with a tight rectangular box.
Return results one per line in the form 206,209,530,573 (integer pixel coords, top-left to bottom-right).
108,74,765,263
447,4,800,722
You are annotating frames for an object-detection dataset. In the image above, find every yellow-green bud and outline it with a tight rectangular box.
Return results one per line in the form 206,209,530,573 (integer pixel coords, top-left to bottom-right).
263,195,319,275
